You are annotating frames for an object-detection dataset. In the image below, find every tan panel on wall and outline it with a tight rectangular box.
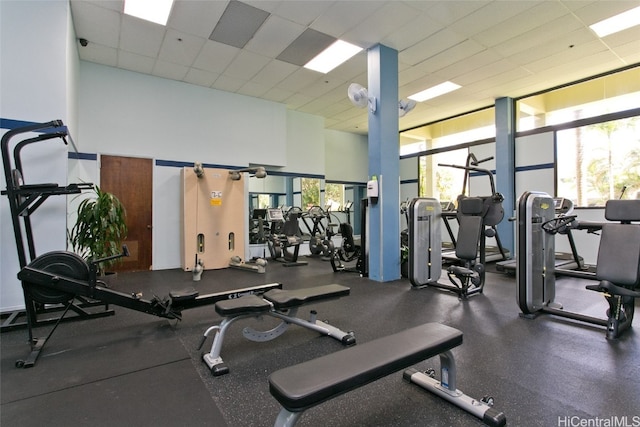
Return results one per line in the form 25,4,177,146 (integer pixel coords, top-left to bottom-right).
181,167,246,271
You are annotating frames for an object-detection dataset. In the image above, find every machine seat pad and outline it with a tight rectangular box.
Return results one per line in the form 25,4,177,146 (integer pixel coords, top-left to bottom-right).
215,295,271,316
269,323,462,412
263,284,350,310
169,289,199,302
448,266,474,277
586,281,640,298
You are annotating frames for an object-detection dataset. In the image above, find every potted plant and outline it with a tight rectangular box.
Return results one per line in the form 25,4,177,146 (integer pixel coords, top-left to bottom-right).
68,185,128,275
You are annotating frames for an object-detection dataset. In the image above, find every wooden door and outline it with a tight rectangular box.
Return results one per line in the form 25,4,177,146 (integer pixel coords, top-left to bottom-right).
100,155,153,272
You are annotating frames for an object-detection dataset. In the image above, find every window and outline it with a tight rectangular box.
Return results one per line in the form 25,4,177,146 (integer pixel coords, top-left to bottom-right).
301,178,320,208
324,183,344,211
402,108,495,199
556,116,640,206
517,66,640,131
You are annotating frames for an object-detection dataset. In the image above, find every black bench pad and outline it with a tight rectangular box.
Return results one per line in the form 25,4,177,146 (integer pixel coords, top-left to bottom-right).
169,289,199,302
215,295,271,316
269,322,462,412
263,284,350,310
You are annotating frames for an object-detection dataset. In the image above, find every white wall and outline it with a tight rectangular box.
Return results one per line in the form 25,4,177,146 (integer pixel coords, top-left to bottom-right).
78,62,287,166
75,63,366,270
324,129,368,182
1,0,76,311
515,132,555,197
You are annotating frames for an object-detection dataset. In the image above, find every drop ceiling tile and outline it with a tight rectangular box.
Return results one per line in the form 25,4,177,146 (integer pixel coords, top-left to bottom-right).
184,68,219,88
244,15,306,58
243,0,280,14
571,1,640,25
284,92,315,109
524,39,609,74
74,0,123,13
400,28,466,66
492,13,584,58
454,58,521,86
262,87,295,103
192,40,239,74
251,60,298,87
276,68,326,92
209,0,270,49
508,28,597,67
79,42,118,66
152,59,189,81
272,0,335,26
276,28,336,66
117,50,155,74
422,1,490,25
167,0,227,38
71,1,121,48
343,2,419,48
599,25,640,48
310,1,385,38
382,13,443,52
158,29,206,66
449,1,539,37
472,1,569,47
324,53,367,82
414,39,485,74
119,15,166,57
223,50,271,81
212,74,247,92
237,81,271,98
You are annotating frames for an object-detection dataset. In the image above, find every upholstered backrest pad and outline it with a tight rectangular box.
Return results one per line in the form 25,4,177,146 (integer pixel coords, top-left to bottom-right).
455,215,483,261
596,223,640,287
605,199,640,222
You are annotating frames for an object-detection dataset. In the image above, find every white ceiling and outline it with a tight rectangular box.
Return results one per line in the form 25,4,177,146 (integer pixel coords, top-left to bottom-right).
70,0,640,135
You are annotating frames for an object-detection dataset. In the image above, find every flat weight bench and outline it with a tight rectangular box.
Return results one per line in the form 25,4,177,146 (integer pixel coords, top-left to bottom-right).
269,323,506,427
200,284,356,376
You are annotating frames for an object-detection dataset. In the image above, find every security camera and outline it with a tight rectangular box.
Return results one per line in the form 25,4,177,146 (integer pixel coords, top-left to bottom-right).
79,38,88,47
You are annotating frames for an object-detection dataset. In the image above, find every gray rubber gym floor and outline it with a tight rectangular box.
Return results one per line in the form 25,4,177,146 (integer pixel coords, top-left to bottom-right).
2,257,639,426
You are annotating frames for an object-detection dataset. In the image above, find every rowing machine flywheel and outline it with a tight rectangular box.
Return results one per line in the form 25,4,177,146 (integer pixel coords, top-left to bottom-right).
24,251,89,304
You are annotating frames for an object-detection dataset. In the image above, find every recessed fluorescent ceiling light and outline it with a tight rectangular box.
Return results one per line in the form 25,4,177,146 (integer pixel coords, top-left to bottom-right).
590,5,640,37
124,0,174,26
409,81,461,102
304,40,362,74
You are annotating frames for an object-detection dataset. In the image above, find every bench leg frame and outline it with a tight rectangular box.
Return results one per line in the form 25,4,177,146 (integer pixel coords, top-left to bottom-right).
404,351,506,427
274,408,302,427
202,309,355,377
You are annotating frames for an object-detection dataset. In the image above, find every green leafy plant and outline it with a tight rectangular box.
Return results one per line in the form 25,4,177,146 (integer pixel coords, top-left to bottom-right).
68,185,127,274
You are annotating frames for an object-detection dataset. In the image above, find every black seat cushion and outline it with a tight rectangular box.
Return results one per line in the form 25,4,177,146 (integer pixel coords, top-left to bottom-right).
263,284,349,310
269,322,462,412
215,295,271,316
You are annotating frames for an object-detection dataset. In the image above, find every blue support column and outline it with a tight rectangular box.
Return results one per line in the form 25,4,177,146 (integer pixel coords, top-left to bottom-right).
495,97,516,253
367,44,400,282
352,186,364,235
285,176,294,207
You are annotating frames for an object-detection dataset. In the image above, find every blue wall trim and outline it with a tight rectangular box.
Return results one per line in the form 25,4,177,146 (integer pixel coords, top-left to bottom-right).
68,152,97,160
515,163,554,172
325,179,366,186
